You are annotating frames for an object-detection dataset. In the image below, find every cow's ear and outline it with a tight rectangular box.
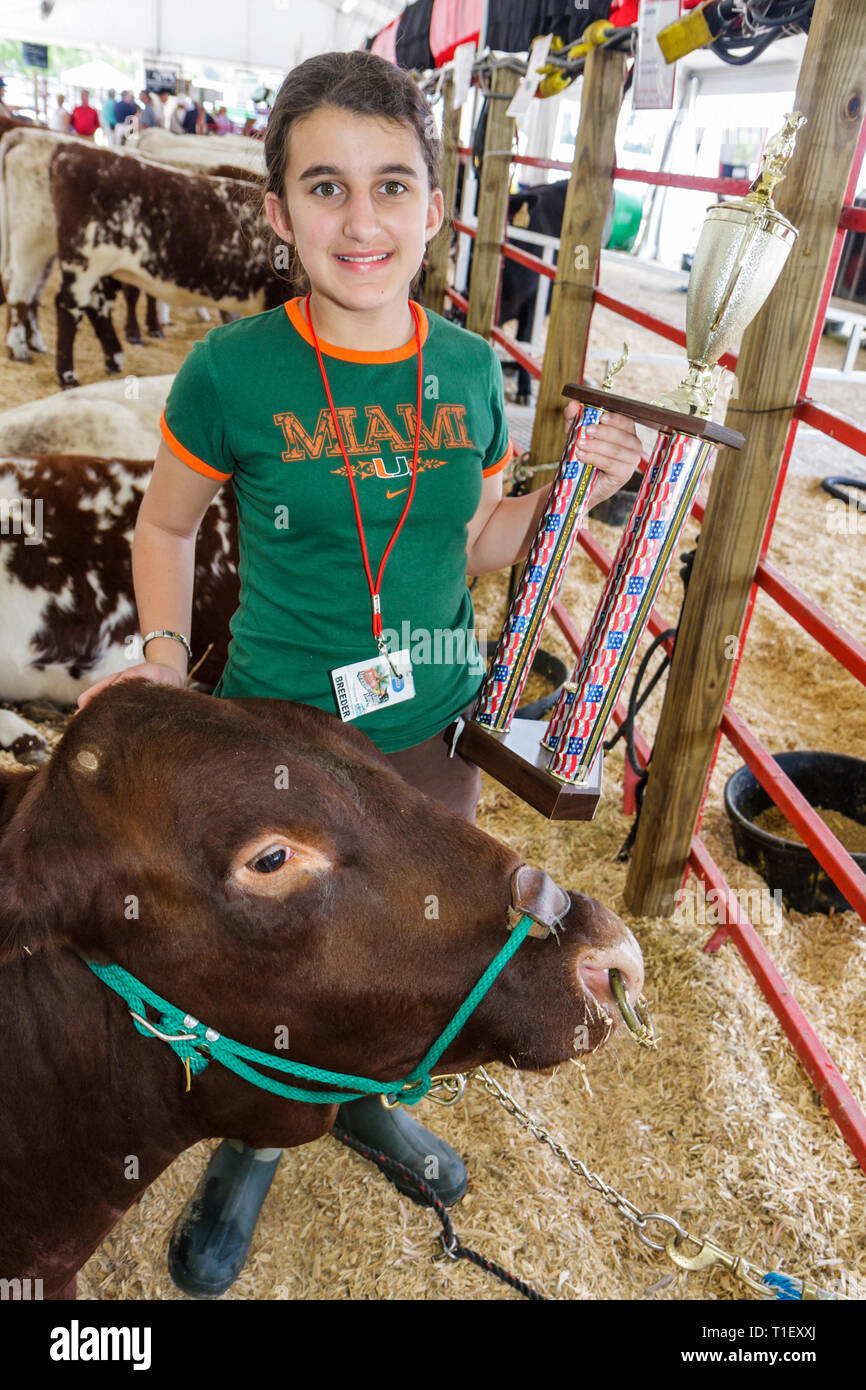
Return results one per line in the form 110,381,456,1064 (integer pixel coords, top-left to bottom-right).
0,766,65,965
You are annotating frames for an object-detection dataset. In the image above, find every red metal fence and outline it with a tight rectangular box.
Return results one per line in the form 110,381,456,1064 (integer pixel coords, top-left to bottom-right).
446,131,866,1172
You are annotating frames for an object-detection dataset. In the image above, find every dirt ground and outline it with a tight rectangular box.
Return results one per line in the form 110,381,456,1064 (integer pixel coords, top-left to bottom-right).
1,258,864,1303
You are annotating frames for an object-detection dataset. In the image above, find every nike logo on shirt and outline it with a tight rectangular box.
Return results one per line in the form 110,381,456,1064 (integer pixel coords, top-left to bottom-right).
386,487,409,498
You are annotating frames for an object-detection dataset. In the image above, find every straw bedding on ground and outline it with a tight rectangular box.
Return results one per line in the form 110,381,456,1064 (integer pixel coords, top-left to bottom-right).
1,284,864,1302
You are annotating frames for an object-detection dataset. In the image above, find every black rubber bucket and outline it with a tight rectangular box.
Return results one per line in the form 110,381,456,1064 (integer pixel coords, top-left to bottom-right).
479,642,569,720
590,467,643,527
724,751,866,914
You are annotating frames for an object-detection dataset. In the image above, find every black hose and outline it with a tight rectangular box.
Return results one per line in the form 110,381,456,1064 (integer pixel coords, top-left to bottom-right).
821,475,866,514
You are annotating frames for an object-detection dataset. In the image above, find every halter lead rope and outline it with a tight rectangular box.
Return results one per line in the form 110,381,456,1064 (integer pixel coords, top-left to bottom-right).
82,912,537,1106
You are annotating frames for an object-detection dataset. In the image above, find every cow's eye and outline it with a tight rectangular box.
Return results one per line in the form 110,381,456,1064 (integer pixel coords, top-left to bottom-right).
232,832,331,896
251,846,291,874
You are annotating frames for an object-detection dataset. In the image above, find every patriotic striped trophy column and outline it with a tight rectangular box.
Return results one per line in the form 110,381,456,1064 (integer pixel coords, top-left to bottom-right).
455,112,803,817
453,349,631,819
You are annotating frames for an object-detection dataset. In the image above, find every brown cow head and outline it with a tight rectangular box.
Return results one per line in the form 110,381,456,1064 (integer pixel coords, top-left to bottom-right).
0,683,643,1122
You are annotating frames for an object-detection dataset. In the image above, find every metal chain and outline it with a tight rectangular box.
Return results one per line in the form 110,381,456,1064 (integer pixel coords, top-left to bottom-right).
472,1066,770,1292
470,1066,842,1300
472,1065,674,1249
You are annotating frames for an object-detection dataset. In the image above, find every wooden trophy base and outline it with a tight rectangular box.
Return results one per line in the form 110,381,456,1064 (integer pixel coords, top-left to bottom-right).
562,384,745,450
454,717,603,820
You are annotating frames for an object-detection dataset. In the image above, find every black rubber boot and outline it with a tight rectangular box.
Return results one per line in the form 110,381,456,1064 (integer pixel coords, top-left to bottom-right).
167,1139,282,1298
336,1095,467,1207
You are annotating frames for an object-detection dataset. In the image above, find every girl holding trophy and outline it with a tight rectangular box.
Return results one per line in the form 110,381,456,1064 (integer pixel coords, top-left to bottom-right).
77,49,641,1297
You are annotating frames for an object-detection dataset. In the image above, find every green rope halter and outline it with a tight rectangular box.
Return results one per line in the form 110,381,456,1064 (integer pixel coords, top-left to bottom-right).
82,911,537,1106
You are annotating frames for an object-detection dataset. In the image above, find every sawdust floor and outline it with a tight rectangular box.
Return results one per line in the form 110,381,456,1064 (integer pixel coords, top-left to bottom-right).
0,263,213,413
2,267,864,1302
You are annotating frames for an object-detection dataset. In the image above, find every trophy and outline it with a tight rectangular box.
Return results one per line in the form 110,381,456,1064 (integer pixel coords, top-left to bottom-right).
455,113,805,819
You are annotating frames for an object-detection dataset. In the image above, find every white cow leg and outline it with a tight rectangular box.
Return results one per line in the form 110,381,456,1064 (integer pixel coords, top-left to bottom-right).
25,301,48,355
6,305,32,363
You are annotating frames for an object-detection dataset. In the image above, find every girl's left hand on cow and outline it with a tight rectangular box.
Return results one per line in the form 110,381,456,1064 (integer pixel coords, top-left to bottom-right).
563,400,643,505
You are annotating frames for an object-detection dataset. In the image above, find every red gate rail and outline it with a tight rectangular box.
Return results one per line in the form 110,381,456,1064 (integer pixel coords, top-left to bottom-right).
550,595,866,1176
688,837,866,1173
571,522,866,917
794,399,866,454
687,493,866,685
611,166,753,196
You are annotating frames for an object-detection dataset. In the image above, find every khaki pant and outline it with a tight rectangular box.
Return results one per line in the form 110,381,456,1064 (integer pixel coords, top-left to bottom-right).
384,712,481,825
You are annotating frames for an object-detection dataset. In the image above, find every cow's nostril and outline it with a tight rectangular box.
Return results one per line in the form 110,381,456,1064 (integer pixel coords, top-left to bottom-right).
578,963,616,1012
577,940,645,1016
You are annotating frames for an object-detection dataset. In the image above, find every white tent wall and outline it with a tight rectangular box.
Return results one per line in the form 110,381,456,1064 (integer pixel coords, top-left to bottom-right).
0,0,404,69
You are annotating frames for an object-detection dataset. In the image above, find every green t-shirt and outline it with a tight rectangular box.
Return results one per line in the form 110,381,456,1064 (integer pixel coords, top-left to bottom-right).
160,297,512,752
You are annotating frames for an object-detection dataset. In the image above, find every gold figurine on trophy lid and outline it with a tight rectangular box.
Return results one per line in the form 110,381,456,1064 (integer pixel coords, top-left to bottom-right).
654,111,806,419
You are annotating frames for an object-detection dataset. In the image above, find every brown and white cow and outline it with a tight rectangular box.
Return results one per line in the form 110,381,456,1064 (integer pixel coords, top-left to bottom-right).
50,142,289,387
0,373,171,458
0,452,236,761
0,127,155,362
135,126,265,179
0,127,264,367
0,679,645,1299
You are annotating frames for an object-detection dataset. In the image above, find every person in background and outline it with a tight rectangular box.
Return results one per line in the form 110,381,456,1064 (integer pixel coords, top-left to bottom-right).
250,99,269,136
101,88,116,140
138,89,158,128
0,77,17,119
181,99,200,134
214,105,233,135
156,91,171,129
169,97,188,134
113,88,139,143
71,89,101,139
49,92,70,133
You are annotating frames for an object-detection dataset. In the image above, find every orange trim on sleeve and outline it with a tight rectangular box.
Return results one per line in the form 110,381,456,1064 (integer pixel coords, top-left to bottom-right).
284,297,429,363
160,409,232,481
482,439,514,479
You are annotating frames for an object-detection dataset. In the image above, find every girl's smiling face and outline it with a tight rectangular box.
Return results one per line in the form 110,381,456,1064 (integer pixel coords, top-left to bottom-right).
265,106,444,340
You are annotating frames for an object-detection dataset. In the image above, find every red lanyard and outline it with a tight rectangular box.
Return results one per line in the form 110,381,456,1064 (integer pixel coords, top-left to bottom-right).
303,292,423,654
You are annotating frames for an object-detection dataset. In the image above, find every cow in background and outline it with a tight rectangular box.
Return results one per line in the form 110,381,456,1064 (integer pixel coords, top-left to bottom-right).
49,143,293,386
456,179,614,405
135,126,265,179
0,374,171,458
0,127,258,365
498,181,569,404
0,452,237,762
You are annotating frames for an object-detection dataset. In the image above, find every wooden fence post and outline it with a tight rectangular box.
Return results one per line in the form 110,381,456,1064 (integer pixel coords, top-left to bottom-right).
465,63,520,340
527,47,625,479
425,71,461,316
625,0,866,917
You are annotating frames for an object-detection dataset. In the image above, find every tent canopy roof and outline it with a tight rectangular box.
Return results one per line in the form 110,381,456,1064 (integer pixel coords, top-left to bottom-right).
60,58,136,91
